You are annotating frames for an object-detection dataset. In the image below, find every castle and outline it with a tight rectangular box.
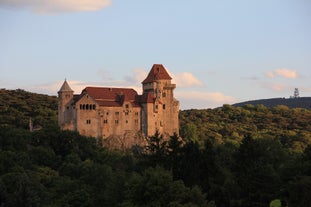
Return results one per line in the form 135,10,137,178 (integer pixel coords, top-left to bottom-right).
58,64,179,147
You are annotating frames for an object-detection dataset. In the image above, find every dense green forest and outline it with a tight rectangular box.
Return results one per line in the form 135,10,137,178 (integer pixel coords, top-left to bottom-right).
1,89,311,206
0,89,57,128
180,104,311,153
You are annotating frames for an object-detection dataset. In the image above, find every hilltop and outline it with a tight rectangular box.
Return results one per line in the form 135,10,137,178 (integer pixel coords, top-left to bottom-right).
233,97,311,110
0,89,58,129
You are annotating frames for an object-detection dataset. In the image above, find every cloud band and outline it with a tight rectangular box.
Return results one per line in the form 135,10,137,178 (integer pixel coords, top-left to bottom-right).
0,0,112,13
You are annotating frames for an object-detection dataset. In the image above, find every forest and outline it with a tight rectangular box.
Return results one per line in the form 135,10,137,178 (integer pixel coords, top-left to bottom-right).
0,89,311,207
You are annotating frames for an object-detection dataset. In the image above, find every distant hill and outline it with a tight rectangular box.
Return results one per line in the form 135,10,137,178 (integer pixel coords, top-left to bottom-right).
0,89,58,129
233,97,311,109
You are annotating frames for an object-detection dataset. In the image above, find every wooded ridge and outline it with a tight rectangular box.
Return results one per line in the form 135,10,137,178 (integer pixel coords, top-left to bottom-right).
0,88,311,206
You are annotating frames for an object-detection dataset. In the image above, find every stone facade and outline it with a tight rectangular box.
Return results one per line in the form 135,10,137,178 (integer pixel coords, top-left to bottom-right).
58,64,179,147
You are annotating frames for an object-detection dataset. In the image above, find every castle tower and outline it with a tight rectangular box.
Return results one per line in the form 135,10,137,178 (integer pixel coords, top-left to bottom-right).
58,79,74,128
141,64,179,136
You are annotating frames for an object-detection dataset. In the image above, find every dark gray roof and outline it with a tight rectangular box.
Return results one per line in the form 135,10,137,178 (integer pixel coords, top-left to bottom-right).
58,80,73,93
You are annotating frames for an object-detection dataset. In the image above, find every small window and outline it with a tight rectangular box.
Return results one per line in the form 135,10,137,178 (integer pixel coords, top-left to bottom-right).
125,104,129,108
135,112,139,116
66,106,69,110
125,112,129,116
86,120,91,124
92,104,96,110
86,104,89,110
103,120,108,124
80,104,82,109
115,120,119,124
162,92,166,97
125,120,128,124
163,104,166,110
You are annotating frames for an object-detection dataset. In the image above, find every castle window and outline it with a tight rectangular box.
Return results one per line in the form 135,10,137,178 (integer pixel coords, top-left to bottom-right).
80,104,82,109
86,104,89,110
135,112,139,116
103,120,108,124
125,112,129,116
83,104,85,110
115,120,119,124
92,105,96,110
86,119,91,124
163,104,166,110
125,104,129,108
106,112,109,115
125,120,128,124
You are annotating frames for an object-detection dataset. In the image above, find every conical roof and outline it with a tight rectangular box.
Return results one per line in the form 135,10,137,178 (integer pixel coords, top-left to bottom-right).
142,64,172,84
58,79,73,93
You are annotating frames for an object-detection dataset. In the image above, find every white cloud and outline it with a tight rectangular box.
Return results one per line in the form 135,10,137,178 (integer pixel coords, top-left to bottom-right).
265,71,275,78
33,80,142,97
175,90,236,109
275,68,298,79
124,68,148,84
0,0,111,13
124,68,203,88
265,68,298,79
22,80,87,95
172,72,203,87
261,82,289,92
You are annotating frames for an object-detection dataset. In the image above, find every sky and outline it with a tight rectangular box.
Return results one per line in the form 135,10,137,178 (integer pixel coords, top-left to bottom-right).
0,0,310,109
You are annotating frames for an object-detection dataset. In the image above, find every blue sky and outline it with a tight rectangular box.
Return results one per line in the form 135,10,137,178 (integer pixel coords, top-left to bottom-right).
0,0,310,109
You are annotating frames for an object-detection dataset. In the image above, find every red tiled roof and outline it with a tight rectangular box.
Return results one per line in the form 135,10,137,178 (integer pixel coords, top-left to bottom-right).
142,64,172,84
83,87,137,99
79,87,140,107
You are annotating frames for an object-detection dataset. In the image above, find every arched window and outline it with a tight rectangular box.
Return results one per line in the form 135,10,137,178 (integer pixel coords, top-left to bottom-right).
82,104,85,110
86,104,89,110
93,104,96,110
